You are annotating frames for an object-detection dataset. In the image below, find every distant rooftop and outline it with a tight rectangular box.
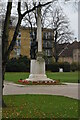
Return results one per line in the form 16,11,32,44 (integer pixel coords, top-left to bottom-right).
58,41,80,57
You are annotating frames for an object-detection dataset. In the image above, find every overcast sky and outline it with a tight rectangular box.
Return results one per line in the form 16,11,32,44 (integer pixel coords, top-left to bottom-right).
59,2,78,40
0,0,79,40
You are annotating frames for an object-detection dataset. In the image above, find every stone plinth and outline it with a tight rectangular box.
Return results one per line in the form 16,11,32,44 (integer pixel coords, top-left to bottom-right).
26,59,53,82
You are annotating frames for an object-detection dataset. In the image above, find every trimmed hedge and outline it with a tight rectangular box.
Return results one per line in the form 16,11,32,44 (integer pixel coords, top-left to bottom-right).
46,63,59,72
6,56,78,72
46,62,70,72
6,56,30,72
59,62,70,72
70,62,78,72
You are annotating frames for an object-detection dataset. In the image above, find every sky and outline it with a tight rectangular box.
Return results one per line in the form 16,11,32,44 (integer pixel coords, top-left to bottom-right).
59,1,78,40
0,0,79,40
16,1,79,40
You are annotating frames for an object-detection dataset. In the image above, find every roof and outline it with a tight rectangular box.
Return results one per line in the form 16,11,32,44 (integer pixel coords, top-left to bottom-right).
58,41,80,57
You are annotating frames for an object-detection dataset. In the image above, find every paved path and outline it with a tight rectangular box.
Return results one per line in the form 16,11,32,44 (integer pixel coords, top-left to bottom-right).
3,81,80,100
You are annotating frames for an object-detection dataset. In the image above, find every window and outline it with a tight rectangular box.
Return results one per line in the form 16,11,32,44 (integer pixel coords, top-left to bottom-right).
43,32,46,39
16,40,21,46
17,32,21,40
32,31,36,40
45,33,48,39
43,41,52,48
18,32,21,37
48,32,52,39
45,49,52,57
47,49,51,56
16,31,21,47
43,32,53,39
16,48,21,56
47,59,50,64
45,42,47,47
45,50,48,56
47,41,52,48
13,48,21,56
43,32,48,39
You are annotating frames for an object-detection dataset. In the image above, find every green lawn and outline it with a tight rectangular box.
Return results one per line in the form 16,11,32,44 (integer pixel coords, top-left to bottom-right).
46,71,78,83
2,94,79,119
5,72,78,83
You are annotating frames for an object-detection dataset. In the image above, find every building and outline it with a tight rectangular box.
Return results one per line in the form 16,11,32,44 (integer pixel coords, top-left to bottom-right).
58,41,80,64
1,15,79,64
73,49,80,63
9,27,31,58
42,28,53,64
9,26,80,64
9,26,54,64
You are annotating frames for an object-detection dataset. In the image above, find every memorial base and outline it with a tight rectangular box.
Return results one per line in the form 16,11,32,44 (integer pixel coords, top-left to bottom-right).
26,59,54,82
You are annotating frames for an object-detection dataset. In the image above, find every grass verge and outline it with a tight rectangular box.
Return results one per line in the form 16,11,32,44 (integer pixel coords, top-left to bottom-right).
2,94,80,119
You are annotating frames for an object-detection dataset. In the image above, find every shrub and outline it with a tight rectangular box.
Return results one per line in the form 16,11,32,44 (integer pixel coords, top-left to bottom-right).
63,62,70,72
46,63,59,72
6,56,30,72
46,62,71,72
70,62,78,72
58,62,70,72
52,63,59,72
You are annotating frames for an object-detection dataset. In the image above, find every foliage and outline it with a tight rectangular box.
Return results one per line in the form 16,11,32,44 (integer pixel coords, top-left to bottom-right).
62,62,70,72
46,62,70,72
6,56,30,72
70,62,78,72
46,63,59,72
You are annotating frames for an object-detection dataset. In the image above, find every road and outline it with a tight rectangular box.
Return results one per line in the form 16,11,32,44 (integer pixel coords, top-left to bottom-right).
3,81,80,100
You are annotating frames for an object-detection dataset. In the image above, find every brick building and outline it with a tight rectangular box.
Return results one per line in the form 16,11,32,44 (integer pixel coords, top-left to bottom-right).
9,26,79,64
9,26,54,64
1,16,79,64
58,41,80,64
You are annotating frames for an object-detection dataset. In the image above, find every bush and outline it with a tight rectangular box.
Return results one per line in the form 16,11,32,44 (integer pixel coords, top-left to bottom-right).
70,62,78,72
58,62,70,72
63,62,70,72
52,63,59,72
46,63,59,72
6,56,30,72
46,62,70,72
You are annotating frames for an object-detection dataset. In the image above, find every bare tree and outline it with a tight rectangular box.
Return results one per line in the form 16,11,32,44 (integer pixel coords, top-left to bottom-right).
43,4,74,62
2,0,53,107
22,1,52,59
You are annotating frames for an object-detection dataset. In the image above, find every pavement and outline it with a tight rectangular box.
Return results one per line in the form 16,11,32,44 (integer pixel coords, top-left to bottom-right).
3,81,80,100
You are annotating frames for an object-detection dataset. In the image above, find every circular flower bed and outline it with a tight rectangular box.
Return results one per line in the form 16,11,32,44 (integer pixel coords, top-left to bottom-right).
18,79,60,85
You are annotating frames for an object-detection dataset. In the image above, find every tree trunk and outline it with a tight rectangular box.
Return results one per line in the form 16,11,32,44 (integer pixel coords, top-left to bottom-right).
2,2,23,107
2,1,12,107
54,30,59,63
55,56,58,63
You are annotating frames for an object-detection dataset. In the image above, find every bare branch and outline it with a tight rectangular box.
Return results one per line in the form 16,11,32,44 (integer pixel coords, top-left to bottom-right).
22,1,53,18
17,1,22,18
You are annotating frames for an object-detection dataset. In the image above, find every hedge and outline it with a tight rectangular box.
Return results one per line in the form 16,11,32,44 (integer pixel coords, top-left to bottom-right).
70,62,78,72
46,62,70,72
46,63,59,72
6,56,30,72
